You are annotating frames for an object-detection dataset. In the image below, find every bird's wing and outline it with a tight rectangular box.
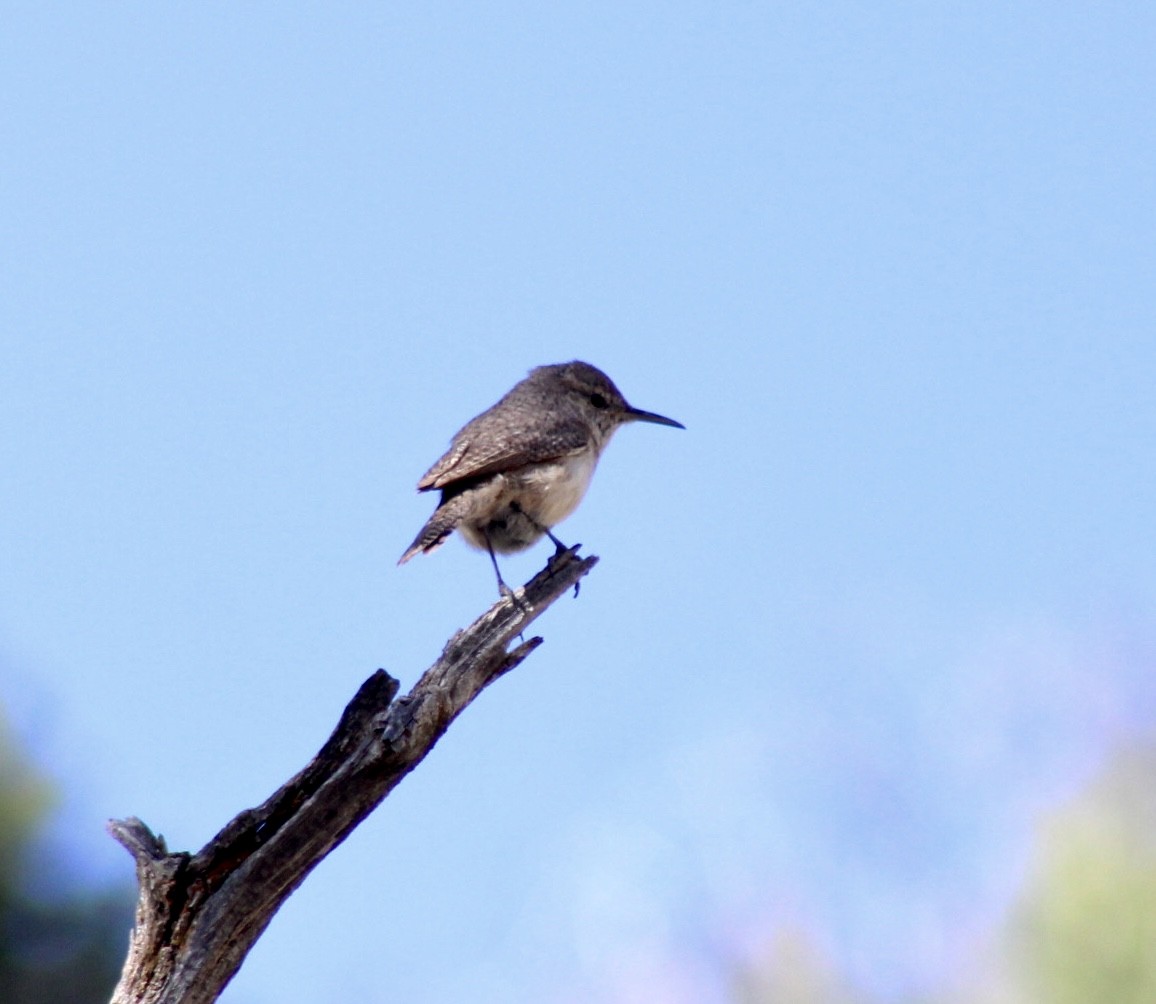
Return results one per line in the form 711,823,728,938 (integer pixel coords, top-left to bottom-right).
416,404,589,491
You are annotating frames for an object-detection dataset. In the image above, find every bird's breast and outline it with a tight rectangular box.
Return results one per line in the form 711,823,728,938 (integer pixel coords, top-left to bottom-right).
519,448,599,527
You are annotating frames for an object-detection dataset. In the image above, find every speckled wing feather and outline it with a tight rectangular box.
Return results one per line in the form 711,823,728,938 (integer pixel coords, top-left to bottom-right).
416,383,590,491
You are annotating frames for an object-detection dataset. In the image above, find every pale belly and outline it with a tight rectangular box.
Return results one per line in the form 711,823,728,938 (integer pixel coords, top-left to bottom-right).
458,450,599,554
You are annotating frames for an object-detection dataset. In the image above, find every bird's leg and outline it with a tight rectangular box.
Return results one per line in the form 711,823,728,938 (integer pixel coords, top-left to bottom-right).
541,529,578,591
484,530,528,612
541,527,581,594
509,502,581,598
545,526,571,554
509,501,579,557
484,533,512,595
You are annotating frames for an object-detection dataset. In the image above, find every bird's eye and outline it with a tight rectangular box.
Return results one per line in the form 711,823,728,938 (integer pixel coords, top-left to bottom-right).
589,393,609,409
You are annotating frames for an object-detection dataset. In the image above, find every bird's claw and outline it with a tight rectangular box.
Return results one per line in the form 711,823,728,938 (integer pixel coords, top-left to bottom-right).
545,544,583,597
499,581,530,613
548,543,581,568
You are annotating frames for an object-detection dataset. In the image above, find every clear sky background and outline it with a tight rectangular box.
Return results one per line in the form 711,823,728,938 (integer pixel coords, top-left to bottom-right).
3,4,1155,1002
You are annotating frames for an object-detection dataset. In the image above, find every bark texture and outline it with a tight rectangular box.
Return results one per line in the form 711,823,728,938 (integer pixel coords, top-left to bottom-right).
108,549,598,1004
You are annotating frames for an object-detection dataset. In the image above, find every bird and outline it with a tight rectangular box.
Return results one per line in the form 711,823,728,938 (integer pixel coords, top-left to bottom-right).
398,360,684,595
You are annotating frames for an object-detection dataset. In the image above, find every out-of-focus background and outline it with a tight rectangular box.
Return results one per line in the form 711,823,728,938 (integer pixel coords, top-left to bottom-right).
3,5,1155,1002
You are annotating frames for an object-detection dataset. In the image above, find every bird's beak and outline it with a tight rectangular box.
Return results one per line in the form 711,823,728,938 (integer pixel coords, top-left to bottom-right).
626,407,685,430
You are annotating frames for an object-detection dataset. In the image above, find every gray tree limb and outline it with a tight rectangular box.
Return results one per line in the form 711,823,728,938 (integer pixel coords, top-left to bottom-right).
107,549,598,1004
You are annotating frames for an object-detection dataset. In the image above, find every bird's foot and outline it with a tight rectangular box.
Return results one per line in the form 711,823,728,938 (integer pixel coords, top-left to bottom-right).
499,580,530,613
545,544,583,598
547,542,581,569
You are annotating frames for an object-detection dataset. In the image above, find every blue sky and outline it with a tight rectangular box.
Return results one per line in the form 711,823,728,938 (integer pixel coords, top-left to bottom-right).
3,4,1155,1002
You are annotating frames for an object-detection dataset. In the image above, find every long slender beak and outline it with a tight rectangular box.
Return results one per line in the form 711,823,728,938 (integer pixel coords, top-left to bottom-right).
626,406,685,429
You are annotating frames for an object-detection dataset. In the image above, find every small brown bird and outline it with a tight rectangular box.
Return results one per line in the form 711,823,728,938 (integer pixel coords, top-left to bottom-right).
399,360,684,594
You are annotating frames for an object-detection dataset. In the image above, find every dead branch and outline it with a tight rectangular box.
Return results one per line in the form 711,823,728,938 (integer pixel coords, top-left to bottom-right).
108,549,598,1004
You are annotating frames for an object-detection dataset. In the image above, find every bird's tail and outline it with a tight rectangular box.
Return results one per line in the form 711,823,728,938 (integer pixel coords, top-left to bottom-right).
397,491,475,565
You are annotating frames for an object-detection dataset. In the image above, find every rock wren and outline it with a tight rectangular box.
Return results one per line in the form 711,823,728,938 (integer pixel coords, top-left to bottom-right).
398,360,684,594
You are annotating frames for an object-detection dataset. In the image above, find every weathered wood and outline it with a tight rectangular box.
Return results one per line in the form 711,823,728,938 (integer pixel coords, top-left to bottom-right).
108,549,598,1004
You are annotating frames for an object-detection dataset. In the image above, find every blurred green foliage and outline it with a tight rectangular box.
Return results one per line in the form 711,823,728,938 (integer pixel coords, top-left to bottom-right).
0,712,131,1003
998,745,1156,1004
730,744,1156,1004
